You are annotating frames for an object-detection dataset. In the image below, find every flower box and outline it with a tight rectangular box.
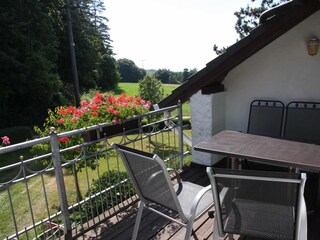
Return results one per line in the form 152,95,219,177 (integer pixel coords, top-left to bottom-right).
82,118,140,142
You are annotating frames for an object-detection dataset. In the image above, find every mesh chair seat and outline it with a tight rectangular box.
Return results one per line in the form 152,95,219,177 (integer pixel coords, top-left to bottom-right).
225,198,294,240
174,181,214,220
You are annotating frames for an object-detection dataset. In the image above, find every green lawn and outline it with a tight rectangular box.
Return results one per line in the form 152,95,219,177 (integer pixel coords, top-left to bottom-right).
114,82,178,98
114,82,190,116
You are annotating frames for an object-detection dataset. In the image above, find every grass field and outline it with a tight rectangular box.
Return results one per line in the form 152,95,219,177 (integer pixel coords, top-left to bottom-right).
114,82,191,116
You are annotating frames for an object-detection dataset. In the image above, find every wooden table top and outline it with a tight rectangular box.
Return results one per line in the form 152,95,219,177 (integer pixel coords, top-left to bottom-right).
194,130,320,172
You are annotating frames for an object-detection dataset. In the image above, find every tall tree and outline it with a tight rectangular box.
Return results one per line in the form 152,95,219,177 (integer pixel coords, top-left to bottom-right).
0,0,62,128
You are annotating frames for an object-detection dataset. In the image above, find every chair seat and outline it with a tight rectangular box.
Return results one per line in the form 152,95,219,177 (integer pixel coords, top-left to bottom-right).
225,198,295,240
174,181,213,220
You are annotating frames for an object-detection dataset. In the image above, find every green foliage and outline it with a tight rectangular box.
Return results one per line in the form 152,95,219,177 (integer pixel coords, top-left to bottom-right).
234,0,288,39
213,0,288,55
0,0,63,128
117,58,146,83
84,170,135,217
138,75,164,105
154,69,171,83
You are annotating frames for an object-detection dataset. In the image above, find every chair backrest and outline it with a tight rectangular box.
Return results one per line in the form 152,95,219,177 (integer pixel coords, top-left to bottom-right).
112,143,186,220
207,167,307,240
284,101,320,144
247,100,285,138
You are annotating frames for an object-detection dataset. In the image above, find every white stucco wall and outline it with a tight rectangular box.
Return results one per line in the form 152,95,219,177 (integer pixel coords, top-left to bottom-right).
191,91,226,165
191,11,320,165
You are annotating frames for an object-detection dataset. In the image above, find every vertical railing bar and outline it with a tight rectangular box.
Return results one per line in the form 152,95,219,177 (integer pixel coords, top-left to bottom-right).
95,156,105,221
105,147,112,216
7,187,19,240
21,157,38,238
49,127,72,239
72,162,86,234
24,227,29,240
84,156,95,223
177,100,184,168
40,174,54,237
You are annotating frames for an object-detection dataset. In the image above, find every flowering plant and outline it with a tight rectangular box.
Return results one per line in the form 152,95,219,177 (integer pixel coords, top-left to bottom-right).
1,136,10,147
35,92,151,142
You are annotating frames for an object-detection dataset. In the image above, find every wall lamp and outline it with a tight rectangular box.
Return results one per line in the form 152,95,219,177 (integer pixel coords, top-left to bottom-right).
307,37,320,56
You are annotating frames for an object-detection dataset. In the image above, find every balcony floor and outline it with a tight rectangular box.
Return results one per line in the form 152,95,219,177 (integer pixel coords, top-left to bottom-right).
80,163,320,240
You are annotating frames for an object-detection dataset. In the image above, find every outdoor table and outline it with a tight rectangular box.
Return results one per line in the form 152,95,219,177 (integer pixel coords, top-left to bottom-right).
194,130,320,172
194,130,320,209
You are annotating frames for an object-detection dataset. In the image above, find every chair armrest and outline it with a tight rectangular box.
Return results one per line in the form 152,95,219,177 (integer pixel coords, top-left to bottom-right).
167,168,182,185
190,185,214,220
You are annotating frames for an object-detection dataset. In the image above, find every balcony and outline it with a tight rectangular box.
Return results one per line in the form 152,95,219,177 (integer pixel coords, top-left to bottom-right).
1,104,320,239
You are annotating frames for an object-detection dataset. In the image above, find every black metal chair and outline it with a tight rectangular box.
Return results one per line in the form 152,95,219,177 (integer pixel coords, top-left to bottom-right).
247,100,285,138
284,101,320,144
112,143,214,240
207,167,307,240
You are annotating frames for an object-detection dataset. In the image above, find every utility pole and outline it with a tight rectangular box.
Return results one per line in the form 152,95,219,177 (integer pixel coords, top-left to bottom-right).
66,0,81,107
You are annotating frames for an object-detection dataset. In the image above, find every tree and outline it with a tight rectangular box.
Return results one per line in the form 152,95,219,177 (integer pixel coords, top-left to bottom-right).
182,68,197,82
0,0,63,128
138,75,164,105
154,69,171,83
117,58,146,82
234,0,288,39
213,0,288,55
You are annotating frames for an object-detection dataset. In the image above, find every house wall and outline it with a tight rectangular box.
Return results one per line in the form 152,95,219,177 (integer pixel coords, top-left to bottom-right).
191,91,226,165
191,11,320,166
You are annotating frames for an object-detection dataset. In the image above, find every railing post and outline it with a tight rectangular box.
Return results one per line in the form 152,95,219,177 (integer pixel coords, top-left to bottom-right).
49,127,72,239
177,101,184,168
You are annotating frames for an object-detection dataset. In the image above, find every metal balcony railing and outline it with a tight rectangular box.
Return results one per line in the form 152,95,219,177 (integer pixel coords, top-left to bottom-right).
0,104,191,240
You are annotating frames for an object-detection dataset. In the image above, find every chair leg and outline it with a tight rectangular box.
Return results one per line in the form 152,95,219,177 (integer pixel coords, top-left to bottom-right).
132,202,145,240
184,220,194,240
212,218,220,240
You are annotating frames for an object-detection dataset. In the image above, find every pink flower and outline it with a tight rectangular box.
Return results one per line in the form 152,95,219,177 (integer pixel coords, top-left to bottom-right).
71,116,79,122
58,118,64,124
113,110,120,115
1,136,10,145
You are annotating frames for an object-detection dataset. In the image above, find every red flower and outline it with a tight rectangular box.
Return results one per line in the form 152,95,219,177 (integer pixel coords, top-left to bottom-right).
113,110,120,115
67,106,75,114
58,118,64,124
106,106,114,113
91,111,98,117
59,108,68,115
58,137,69,143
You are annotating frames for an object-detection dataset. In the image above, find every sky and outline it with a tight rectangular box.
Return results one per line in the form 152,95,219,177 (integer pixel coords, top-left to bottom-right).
103,0,249,72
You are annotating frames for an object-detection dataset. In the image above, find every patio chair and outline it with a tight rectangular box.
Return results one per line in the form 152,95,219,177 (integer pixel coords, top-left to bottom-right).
283,101,320,144
112,143,214,240
247,100,285,138
207,167,307,240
